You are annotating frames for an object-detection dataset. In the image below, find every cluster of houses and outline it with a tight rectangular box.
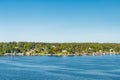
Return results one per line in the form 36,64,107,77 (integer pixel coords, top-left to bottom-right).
3,48,119,56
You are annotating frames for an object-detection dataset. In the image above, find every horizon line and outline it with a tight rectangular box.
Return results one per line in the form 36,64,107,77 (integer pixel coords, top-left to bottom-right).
0,41,120,44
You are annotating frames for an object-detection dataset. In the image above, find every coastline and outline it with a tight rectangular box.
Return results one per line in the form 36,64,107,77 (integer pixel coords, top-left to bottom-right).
1,52,120,57
0,42,120,57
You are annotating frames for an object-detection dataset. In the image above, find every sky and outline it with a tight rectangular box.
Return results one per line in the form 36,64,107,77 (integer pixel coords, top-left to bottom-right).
0,0,120,43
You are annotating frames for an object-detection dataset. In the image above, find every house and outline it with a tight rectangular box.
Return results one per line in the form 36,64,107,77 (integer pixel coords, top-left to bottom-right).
62,50,67,53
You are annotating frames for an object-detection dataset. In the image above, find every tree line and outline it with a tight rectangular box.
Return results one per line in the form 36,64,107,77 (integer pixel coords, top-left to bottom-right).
0,42,120,55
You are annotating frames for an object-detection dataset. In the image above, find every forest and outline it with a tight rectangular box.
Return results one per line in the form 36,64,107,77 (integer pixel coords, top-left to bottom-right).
0,42,120,56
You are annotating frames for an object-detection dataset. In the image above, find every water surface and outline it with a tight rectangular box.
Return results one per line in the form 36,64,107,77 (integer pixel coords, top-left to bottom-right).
0,56,120,80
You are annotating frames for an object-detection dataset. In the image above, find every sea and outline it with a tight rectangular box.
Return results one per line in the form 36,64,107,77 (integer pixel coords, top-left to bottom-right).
0,55,120,80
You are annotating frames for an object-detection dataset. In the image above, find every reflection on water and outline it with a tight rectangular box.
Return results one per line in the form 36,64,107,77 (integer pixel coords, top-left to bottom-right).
0,56,120,80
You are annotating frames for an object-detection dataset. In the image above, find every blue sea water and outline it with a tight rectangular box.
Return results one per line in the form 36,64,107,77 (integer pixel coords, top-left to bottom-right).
0,56,120,80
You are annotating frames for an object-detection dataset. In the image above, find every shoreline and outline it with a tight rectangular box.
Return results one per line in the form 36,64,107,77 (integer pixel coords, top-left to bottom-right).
1,52,120,57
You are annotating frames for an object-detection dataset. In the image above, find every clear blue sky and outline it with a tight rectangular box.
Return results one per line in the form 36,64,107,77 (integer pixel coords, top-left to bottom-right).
0,0,120,43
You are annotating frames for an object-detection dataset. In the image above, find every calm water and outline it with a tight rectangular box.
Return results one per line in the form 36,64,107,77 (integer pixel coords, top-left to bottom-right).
0,56,120,80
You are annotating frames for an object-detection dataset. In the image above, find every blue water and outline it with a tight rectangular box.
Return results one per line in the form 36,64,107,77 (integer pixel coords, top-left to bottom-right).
0,56,120,80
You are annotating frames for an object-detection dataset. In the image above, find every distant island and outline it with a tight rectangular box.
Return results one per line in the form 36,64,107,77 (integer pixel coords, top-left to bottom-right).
0,42,120,56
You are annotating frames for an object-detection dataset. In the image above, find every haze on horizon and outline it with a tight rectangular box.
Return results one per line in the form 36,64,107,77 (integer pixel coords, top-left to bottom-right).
0,0,120,43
